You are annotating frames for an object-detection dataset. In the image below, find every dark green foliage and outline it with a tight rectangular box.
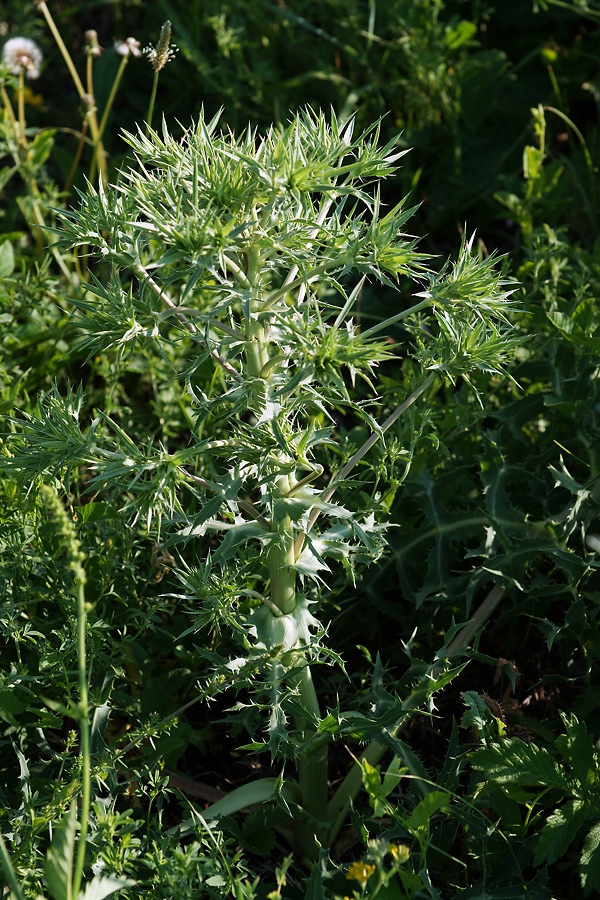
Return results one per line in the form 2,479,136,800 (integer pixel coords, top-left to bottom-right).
2,1,600,898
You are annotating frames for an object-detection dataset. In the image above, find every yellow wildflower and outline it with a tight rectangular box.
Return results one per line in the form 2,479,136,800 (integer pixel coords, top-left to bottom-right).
389,843,410,864
346,861,376,889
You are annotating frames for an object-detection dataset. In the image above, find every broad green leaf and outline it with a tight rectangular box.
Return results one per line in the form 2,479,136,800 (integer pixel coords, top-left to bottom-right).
0,240,15,278
397,869,424,895
44,802,77,900
403,790,449,831
361,759,392,817
0,689,26,725
78,876,136,900
29,129,56,168
533,799,588,866
470,740,566,789
444,19,477,49
555,713,597,788
460,691,489,733
523,144,544,182
580,822,600,896
75,502,117,524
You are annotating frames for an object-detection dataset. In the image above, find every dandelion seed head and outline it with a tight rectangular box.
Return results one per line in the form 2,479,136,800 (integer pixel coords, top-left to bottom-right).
2,36,43,79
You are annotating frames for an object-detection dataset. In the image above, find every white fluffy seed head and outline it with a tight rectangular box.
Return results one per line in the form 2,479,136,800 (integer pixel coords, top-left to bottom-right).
2,36,43,79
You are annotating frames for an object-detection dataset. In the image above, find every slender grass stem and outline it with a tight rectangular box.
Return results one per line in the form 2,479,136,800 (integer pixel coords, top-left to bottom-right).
97,54,129,146
544,105,597,228
145,70,160,137
36,0,107,183
326,582,506,847
72,576,91,900
17,69,27,150
64,119,89,192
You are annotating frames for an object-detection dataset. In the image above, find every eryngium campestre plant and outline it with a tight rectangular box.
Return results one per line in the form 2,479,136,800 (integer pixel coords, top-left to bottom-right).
10,108,518,862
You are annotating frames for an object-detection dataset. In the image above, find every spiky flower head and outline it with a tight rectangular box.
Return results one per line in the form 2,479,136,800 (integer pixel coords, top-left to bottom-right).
2,36,43,79
144,20,177,72
115,36,141,58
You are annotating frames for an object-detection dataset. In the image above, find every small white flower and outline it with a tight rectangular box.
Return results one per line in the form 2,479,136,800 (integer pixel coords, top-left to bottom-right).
114,37,141,58
2,36,43,79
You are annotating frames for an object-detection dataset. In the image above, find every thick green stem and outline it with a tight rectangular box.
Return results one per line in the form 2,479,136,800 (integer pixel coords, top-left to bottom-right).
296,667,328,841
269,480,297,616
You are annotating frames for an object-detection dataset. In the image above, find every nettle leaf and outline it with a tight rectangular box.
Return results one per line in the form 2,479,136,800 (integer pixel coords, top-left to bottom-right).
44,801,77,900
533,799,589,867
581,822,600,896
470,740,567,790
460,691,490,734
555,713,598,789
240,806,288,856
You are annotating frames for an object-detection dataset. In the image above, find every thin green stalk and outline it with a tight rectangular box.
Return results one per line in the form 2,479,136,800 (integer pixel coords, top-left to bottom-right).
72,575,91,900
145,70,160,137
544,105,597,227
326,741,385,844
1,82,74,280
17,69,27,150
360,297,432,339
63,119,89,192
133,263,243,380
1,84,25,167
97,55,128,146
40,487,90,898
88,51,129,184
264,257,349,309
36,0,107,183
295,371,438,558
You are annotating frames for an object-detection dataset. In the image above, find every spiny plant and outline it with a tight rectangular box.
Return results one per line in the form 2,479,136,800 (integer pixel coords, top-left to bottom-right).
5,107,519,873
